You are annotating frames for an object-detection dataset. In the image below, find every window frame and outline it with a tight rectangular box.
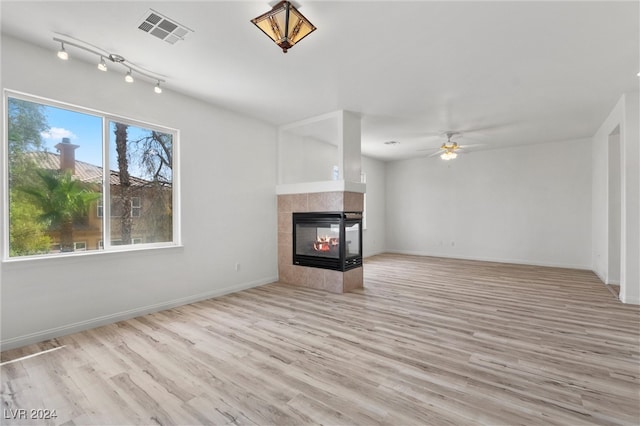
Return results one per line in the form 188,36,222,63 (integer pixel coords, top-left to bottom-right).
73,241,87,251
2,89,181,261
131,196,141,218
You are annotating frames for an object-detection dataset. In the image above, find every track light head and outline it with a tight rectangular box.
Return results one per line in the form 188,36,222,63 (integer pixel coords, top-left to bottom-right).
57,42,69,60
53,36,166,90
97,57,107,71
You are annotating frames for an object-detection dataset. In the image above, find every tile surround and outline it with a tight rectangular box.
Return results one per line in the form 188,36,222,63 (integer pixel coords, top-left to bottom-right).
277,191,364,293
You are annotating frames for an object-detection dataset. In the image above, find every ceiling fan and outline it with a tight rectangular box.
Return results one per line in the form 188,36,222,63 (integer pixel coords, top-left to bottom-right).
417,130,484,160
421,131,480,160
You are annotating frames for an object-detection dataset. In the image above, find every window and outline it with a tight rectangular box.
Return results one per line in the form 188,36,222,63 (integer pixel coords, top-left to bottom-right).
5,93,178,258
131,197,141,218
98,197,142,218
109,121,173,246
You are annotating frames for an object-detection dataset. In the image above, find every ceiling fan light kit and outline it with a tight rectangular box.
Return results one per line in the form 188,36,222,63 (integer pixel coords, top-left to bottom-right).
251,0,316,53
440,149,458,161
433,132,463,160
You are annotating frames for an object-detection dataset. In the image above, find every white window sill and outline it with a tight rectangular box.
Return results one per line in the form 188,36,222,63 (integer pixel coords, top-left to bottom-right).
2,243,184,265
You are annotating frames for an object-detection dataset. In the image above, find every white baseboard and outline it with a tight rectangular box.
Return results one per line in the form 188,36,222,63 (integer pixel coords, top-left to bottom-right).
0,276,277,351
620,293,640,305
384,249,592,270
363,249,387,259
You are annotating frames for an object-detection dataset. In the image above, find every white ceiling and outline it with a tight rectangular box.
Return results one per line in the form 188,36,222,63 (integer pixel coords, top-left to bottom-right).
1,1,638,161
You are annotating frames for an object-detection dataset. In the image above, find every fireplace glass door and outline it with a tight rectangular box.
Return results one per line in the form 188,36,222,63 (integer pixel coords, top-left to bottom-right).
345,221,361,259
293,212,363,271
295,221,340,259
295,217,340,259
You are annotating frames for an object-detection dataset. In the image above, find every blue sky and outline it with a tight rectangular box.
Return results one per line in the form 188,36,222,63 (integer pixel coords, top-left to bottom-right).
39,104,155,179
41,104,102,166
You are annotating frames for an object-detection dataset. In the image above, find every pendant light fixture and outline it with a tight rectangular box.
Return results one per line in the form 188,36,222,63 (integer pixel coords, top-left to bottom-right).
251,1,316,53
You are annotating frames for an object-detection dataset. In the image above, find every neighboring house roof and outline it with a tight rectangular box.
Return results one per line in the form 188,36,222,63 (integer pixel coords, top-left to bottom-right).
27,151,155,188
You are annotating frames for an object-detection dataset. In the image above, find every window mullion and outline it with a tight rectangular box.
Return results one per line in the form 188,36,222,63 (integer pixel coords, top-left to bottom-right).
102,118,111,250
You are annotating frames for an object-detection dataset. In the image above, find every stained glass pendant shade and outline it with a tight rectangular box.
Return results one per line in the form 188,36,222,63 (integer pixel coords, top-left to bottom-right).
251,1,317,53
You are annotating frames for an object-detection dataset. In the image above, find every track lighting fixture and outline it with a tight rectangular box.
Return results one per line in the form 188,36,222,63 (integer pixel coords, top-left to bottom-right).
97,56,107,71
57,42,69,60
53,35,165,94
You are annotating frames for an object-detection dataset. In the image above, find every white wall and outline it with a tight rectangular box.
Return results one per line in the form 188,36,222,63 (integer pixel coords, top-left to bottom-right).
278,111,362,185
341,111,362,183
362,155,386,257
385,139,592,268
592,92,640,304
0,35,278,349
279,133,338,183
607,131,621,284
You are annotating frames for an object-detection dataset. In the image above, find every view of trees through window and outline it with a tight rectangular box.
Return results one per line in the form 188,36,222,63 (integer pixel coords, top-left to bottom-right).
6,95,175,258
109,120,173,248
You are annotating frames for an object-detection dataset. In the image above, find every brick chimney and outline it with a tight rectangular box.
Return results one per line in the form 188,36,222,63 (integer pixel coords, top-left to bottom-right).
54,137,79,174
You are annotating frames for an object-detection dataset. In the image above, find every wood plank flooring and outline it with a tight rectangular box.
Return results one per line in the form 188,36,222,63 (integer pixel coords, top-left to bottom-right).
2,254,639,425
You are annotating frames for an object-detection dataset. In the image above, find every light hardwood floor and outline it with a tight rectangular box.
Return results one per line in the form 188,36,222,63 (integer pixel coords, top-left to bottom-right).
2,254,639,425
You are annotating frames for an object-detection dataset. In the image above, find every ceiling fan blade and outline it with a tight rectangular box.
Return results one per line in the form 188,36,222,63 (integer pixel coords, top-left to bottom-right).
452,122,515,135
427,150,443,157
459,143,485,149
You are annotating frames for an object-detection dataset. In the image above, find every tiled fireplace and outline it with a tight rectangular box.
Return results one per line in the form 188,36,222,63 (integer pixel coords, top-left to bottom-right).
278,191,364,293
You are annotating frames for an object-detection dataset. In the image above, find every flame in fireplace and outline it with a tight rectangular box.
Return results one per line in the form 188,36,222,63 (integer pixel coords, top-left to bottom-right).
313,235,339,252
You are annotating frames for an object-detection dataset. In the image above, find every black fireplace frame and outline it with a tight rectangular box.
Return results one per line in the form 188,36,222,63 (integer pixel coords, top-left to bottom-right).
292,211,363,271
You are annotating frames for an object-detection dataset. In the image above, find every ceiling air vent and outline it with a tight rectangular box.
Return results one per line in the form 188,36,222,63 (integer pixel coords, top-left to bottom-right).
138,9,193,45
